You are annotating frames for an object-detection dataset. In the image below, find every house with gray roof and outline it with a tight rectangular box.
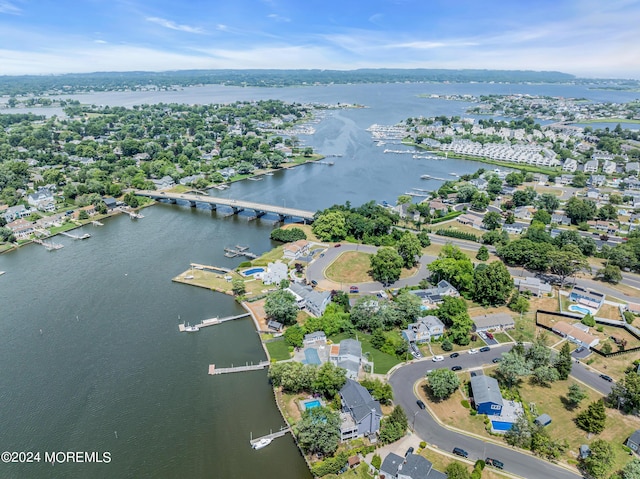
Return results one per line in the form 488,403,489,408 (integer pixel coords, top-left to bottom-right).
331,339,362,379
551,213,571,226
409,280,458,309
286,283,332,317
380,453,446,479
261,261,288,286
472,312,515,332
2,205,31,222
402,315,444,344
627,430,640,454
470,375,503,416
338,379,382,441
303,331,326,345
513,276,552,297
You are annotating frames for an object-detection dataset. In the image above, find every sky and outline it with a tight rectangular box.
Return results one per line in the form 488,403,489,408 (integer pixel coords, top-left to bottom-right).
0,0,639,78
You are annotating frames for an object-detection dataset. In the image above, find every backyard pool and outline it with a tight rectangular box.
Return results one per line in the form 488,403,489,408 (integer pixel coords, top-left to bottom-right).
301,399,322,411
242,267,265,276
569,304,592,315
491,420,514,432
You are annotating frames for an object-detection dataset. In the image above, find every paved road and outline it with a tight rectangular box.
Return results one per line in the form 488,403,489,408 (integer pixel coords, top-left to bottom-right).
389,349,585,479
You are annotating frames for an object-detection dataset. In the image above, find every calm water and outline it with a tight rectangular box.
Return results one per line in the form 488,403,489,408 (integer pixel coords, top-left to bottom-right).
0,82,636,479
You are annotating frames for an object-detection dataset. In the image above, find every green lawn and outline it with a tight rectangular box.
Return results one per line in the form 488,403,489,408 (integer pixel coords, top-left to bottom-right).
324,463,373,479
265,338,291,361
493,332,512,343
329,332,402,374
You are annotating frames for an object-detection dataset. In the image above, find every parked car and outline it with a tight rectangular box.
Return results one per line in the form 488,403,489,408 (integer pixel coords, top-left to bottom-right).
349,286,359,293
453,447,468,458
479,346,491,353
432,355,444,362
334,244,342,248
449,352,459,358
405,447,414,457
492,357,502,363
417,400,426,409
451,365,462,371
600,374,613,382
470,371,477,377
485,457,504,469
575,347,584,353
486,332,494,340
310,280,318,286
468,348,478,355
478,331,487,339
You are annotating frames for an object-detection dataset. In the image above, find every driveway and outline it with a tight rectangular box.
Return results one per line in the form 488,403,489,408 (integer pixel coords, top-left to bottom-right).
389,353,584,479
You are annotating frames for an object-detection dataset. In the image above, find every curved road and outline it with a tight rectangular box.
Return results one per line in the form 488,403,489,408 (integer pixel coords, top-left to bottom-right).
389,349,585,479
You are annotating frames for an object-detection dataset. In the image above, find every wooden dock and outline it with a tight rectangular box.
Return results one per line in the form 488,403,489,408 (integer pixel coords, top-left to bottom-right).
208,360,270,375
178,313,251,332
33,239,64,250
190,263,233,274
60,231,91,240
223,246,258,259
250,426,292,447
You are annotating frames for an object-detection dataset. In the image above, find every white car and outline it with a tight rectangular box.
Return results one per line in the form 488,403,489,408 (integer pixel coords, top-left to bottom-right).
432,355,444,362
468,349,478,355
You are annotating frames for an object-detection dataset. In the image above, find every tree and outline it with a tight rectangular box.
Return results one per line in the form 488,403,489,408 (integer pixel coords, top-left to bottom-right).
555,342,573,380
482,211,502,230
371,454,382,471
581,313,596,327
505,172,524,186
532,365,560,386
231,279,246,296
548,245,588,286
471,192,489,211
449,313,474,345
379,405,408,444
435,296,468,327
622,458,640,479
370,247,404,284
497,350,531,388
396,232,422,268
312,211,347,241
284,324,304,347
566,383,588,408
532,209,551,225
505,414,535,449
512,187,537,207
360,378,393,405
416,231,431,247
270,227,307,242
598,204,618,221
78,210,89,220
397,194,412,205
476,245,489,261
312,362,347,398
537,193,560,213
297,406,341,456
508,293,530,314
393,291,423,326
472,261,514,306
565,197,597,224
264,289,299,326
608,370,640,413
428,245,474,294
582,439,614,479
526,338,552,369
427,368,461,400
576,399,606,434
571,171,588,188
596,264,622,284
445,462,471,479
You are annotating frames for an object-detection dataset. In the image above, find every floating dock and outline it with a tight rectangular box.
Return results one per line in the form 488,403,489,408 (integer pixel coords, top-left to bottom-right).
224,246,258,259
178,313,251,332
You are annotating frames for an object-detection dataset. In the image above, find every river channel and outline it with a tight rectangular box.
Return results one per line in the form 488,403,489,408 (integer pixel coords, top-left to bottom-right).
0,82,637,478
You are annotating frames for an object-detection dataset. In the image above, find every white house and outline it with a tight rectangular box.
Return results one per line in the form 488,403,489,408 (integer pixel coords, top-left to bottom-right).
282,240,310,260
562,159,578,172
261,261,288,285
583,160,599,173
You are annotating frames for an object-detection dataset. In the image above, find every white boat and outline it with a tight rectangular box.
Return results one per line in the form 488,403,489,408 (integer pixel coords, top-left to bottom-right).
450,173,459,177
252,438,272,450
0,271,5,276
184,323,200,332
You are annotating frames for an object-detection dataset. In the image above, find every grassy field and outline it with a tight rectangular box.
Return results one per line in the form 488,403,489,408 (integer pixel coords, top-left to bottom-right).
251,245,285,266
265,338,291,361
426,337,487,356
584,352,638,382
280,223,323,243
329,332,402,374
420,449,504,479
493,332,512,343
324,463,374,479
172,268,269,297
325,251,373,283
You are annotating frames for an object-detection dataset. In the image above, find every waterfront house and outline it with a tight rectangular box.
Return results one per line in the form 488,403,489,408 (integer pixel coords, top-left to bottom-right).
627,430,640,455
381,452,446,479
282,240,310,260
2,205,31,223
427,199,448,216
472,312,515,332
102,196,118,210
394,203,420,222
338,379,382,441
469,178,488,190
470,375,503,416
261,260,288,285
7,218,35,239
27,188,55,211
150,175,175,190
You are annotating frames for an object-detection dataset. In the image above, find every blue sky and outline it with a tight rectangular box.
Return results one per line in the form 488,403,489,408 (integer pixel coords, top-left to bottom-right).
1,0,639,78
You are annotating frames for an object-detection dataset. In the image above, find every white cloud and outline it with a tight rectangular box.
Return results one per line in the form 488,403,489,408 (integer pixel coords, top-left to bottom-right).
267,13,290,22
145,16,204,34
0,1,20,15
94,39,108,44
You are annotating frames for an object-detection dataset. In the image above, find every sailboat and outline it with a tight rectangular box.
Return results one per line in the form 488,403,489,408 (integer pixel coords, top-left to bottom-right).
184,323,200,332
252,438,272,450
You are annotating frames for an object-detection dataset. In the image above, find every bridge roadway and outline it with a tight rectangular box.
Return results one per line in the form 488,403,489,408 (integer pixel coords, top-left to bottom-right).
135,190,315,221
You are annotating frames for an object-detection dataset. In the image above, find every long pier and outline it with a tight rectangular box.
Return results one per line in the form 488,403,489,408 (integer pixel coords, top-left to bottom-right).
60,231,91,240
178,313,251,332
33,239,64,250
135,190,315,222
224,247,257,258
189,263,233,274
208,360,270,375
250,426,292,447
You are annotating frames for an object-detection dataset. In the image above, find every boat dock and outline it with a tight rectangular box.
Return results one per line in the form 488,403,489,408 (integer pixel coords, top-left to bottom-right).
250,427,292,447
33,239,64,250
179,312,251,332
118,208,144,219
91,220,104,226
60,232,91,240
224,245,258,258
420,174,448,181
208,360,270,375
190,263,233,274
312,160,334,165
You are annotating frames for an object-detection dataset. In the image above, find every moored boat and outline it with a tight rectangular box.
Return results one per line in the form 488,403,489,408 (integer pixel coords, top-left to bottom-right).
252,438,272,450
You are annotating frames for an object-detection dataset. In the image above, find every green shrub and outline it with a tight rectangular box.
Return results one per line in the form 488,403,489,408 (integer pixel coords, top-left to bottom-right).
419,441,427,449
311,451,348,477
461,399,470,409
441,339,453,351
435,228,479,242
270,227,307,242
474,459,485,470
624,311,635,324
470,410,477,416
622,445,632,454
238,261,252,268
596,325,604,333
371,454,382,470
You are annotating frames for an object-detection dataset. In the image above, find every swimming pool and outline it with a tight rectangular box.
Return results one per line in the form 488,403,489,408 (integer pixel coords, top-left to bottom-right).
242,267,265,276
491,420,514,432
301,399,322,411
569,304,592,315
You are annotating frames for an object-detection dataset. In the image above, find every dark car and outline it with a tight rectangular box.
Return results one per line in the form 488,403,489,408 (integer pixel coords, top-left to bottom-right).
453,447,468,458
486,457,504,469
479,346,491,353
451,365,462,371
600,374,613,382
449,352,459,358
405,447,414,457
417,399,426,410
492,357,502,363
310,280,318,287
470,371,477,377
334,243,341,248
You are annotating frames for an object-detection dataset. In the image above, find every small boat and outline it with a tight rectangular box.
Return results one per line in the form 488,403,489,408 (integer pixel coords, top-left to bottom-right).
0,271,5,276
184,323,200,332
449,173,459,177
264,172,274,176
252,438,272,450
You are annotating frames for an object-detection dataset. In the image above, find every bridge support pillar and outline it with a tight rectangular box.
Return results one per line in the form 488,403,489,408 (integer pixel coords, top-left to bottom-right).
278,214,286,222
232,207,245,215
254,210,267,218
189,200,196,208
169,198,177,204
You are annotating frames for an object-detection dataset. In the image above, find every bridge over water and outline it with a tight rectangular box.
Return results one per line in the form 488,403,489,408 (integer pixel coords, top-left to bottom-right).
135,190,315,222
